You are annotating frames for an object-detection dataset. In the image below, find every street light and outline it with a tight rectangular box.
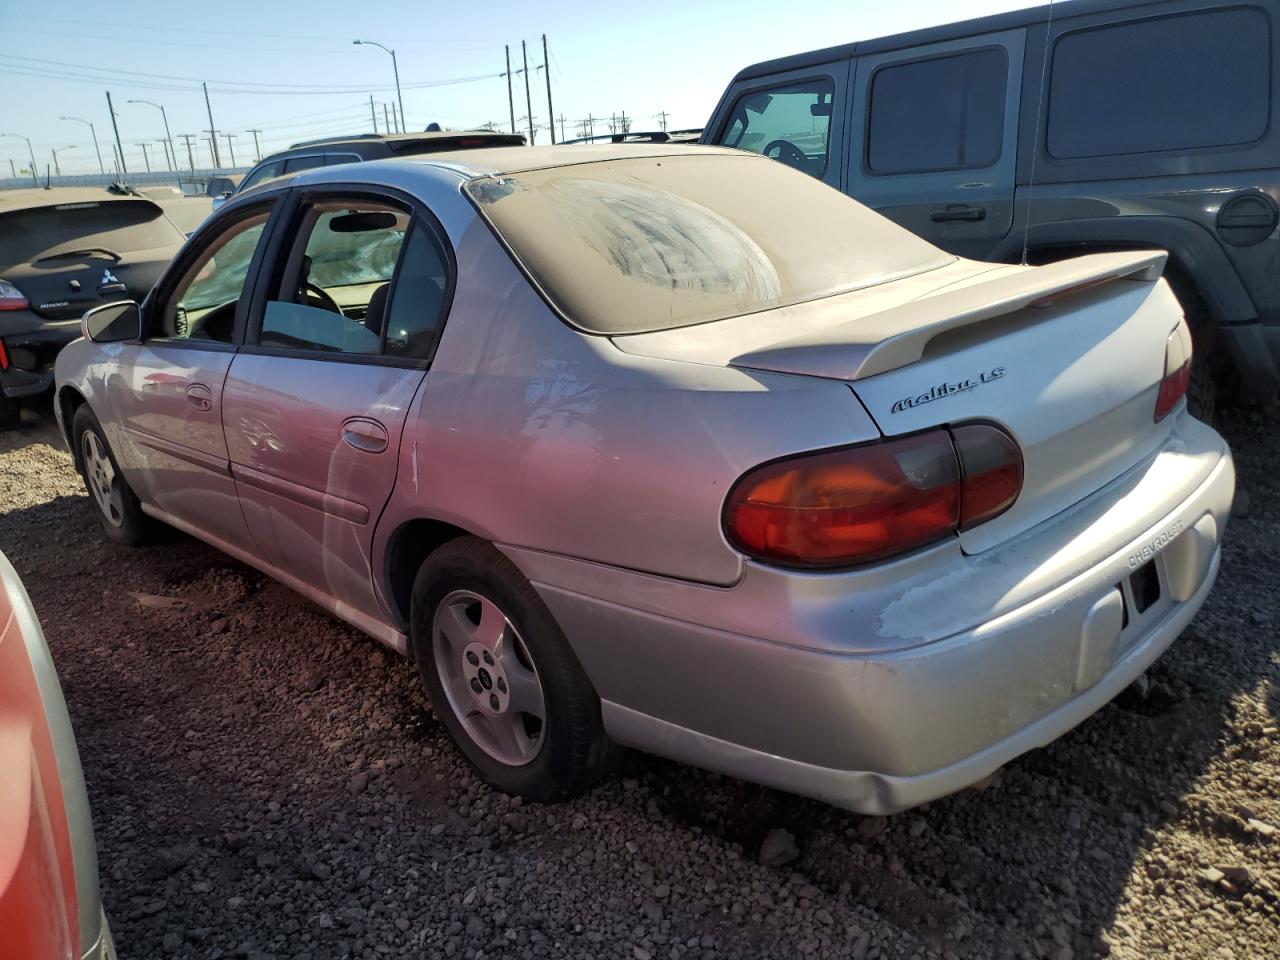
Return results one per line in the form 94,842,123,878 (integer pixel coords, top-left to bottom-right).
127,99,176,175
353,39,404,133
61,116,105,174
51,144,76,177
0,133,38,185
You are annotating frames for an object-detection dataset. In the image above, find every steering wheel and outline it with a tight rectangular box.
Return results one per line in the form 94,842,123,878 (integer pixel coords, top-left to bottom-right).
303,281,342,315
762,139,810,170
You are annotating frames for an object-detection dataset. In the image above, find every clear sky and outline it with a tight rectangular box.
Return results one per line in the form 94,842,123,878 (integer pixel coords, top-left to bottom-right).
0,0,1034,176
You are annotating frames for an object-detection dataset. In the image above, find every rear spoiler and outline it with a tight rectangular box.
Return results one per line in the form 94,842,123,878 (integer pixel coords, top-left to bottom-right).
730,250,1167,381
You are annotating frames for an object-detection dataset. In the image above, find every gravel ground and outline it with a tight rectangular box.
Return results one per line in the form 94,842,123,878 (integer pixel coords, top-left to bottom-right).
1,408,1277,960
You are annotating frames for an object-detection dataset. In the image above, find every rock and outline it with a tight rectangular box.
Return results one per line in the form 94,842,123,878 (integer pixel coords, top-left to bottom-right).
162,932,182,951
1246,818,1276,837
908,819,927,838
857,817,887,839
1217,865,1251,885
349,772,369,795
758,828,799,868
465,915,484,938
129,592,186,609
851,930,871,960
1200,867,1225,883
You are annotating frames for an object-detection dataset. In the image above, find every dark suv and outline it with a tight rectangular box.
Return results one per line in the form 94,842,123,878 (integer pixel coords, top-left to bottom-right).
703,0,1280,416
215,131,526,210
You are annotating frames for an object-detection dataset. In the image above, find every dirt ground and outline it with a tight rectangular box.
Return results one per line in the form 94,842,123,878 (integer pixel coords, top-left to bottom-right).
1,408,1276,960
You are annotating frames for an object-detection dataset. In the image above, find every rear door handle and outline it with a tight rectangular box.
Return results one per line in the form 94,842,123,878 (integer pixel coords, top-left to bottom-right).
185,383,213,411
341,417,389,454
930,204,987,222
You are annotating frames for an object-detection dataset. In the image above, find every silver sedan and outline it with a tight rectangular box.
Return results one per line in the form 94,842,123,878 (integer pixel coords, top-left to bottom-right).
54,145,1234,813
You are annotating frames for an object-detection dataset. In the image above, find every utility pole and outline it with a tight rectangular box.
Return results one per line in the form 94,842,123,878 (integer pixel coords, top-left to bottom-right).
202,132,218,168
62,117,104,174
247,128,263,162
369,95,379,134
619,110,631,134
136,142,151,172
584,114,596,140
157,140,173,171
654,111,669,132
8,159,15,179
521,41,535,145
202,82,221,168
542,34,555,144
51,148,61,176
178,134,197,173
105,90,127,173
504,46,516,136
222,133,237,167
383,103,391,134
557,114,568,142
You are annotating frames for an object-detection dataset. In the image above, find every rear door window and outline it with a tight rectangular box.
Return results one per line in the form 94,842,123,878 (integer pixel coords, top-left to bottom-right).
1047,8,1270,158
257,198,450,361
717,79,835,178
867,48,1007,175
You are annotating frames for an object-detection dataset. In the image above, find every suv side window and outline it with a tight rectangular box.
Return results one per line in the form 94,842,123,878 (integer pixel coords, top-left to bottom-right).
258,199,450,361
867,48,1006,175
240,160,285,192
1047,7,1270,159
283,154,325,175
717,80,835,177
158,210,271,343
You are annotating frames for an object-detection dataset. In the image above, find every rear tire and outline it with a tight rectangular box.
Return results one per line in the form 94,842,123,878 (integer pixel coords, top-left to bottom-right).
410,537,619,802
1186,354,1216,424
71,405,151,546
0,395,19,432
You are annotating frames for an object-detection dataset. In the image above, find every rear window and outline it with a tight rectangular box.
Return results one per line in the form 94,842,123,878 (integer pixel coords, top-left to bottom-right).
467,153,952,335
868,48,1007,174
1047,8,1271,159
0,200,183,269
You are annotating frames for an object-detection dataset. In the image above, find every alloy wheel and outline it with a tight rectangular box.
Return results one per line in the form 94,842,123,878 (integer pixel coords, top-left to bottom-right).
431,588,546,766
81,431,125,528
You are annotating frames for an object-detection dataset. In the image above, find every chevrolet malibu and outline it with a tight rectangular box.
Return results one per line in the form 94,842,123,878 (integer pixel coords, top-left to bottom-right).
53,146,1234,814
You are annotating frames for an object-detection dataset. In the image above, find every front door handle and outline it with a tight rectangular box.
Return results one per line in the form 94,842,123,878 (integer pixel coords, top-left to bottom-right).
185,383,213,411
930,204,987,222
341,417,389,454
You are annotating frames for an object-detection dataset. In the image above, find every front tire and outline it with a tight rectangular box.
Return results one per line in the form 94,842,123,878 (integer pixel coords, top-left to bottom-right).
71,405,151,546
410,537,618,802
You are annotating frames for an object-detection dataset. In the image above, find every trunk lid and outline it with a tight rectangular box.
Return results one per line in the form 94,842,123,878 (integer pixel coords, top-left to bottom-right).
614,251,1182,553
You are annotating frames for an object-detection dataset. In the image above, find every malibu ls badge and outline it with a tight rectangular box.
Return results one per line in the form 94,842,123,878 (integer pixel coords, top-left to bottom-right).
891,366,1006,414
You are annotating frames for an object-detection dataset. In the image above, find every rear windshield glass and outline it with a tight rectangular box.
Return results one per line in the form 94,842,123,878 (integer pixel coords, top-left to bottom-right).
0,200,182,269
466,154,952,335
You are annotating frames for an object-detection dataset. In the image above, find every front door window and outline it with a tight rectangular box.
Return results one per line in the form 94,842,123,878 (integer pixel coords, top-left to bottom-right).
159,212,269,343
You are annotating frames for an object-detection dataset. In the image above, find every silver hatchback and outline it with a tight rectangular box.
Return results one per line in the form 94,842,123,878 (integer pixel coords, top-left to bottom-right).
54,146,1234,813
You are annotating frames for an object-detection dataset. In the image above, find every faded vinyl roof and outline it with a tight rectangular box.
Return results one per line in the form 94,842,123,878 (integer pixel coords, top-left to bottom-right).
0,187,162,215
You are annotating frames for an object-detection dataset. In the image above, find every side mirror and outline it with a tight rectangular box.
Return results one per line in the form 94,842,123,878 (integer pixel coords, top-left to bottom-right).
82,301,142,343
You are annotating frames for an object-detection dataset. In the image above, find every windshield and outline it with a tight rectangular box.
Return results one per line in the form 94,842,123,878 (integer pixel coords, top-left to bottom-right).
0,200,183,270
466,153,952,335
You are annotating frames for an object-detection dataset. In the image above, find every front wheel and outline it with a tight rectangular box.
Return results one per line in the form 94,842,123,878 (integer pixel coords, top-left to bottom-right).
410,537,619,802
71,405,151,546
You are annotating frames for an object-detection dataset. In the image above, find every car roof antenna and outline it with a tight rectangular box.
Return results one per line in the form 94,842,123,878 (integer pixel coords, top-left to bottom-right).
1021,0,1055,266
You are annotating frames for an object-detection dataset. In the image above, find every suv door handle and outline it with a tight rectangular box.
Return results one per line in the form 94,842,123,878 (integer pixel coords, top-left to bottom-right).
930,204,987,222
185,383,213,411
341,417,389,454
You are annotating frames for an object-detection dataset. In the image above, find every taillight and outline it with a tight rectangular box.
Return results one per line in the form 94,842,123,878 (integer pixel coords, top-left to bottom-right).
0,279,28,312
0,340,8,371
1154,322,1192,422
724,424,1023,568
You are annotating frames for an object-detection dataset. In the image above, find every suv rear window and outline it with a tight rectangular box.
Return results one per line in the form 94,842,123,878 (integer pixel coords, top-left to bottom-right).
0,200,183,269
867,48,1007,175
1047,8,1271,159
467,153,952,335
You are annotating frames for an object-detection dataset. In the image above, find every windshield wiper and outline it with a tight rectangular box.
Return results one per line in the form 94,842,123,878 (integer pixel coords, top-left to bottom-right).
35,247,123,264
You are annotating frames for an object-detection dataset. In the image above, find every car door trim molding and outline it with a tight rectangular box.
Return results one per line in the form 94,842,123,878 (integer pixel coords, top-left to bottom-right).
230,462,370,525
124,426,231,475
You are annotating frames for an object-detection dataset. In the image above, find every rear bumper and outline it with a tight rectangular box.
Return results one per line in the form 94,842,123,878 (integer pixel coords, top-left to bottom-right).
515,413,1234,813
2,319,80,399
